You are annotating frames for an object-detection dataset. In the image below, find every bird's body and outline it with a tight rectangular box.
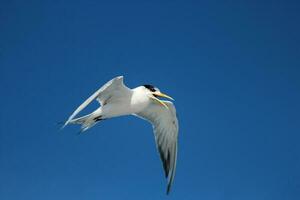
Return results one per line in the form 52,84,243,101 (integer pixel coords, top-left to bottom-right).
102,86,151,118
63,76,179,194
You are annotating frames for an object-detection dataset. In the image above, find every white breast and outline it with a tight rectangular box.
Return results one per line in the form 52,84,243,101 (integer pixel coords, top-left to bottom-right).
130,87,151,113
101,86,150,118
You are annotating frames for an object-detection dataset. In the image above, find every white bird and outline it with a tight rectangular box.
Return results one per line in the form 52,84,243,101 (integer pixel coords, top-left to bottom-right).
63,76,179,194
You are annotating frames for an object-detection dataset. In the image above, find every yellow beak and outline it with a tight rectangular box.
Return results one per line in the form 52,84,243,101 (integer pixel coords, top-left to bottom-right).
149,92,174,109
153,92,174,101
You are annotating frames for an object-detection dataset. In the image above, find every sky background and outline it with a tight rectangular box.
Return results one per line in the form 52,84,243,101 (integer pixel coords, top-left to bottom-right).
1,0,300,199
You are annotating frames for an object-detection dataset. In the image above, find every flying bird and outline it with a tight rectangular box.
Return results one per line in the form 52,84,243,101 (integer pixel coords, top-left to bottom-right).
63,76,178,194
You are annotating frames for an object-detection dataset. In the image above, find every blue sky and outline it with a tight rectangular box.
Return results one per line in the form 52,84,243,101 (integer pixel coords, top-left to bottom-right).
1,0,300,199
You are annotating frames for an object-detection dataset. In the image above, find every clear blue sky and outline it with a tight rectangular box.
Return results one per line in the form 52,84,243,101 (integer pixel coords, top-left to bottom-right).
1,0,300,199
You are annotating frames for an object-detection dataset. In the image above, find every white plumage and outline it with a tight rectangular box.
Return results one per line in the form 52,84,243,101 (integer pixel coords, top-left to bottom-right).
63,76,179,194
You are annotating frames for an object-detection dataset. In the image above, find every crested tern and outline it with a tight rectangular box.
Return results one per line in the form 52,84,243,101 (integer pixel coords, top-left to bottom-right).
63,76,179,194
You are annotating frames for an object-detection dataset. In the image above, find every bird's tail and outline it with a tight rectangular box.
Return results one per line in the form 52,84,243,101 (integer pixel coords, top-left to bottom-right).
65,113,103,133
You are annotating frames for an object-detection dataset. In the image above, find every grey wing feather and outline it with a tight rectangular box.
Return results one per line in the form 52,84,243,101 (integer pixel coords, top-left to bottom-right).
136,101,178,194
63,76,127,127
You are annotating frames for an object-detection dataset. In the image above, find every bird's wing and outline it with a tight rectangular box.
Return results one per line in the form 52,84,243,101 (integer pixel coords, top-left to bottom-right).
64,76,129,127
135,101,179,194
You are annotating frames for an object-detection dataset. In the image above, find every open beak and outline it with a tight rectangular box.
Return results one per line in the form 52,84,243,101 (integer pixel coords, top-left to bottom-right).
149,91,174,109
153,92,174,101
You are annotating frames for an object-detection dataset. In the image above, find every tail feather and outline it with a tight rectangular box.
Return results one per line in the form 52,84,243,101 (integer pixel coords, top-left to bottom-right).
64,113,102,132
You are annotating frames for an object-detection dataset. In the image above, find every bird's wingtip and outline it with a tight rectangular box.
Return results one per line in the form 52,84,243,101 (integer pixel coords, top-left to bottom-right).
166,176,174,195
58,120,69,131
166,184,171,195
57,121,66,130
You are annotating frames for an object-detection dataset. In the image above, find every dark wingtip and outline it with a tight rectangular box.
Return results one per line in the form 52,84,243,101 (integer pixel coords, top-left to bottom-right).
166,183,171,195
158,146,171,178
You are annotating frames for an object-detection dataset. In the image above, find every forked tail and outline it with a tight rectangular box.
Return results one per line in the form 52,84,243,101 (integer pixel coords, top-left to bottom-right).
64,113,102,133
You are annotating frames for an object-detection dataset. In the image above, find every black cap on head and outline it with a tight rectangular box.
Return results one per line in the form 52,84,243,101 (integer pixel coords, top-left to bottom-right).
143,84,157,92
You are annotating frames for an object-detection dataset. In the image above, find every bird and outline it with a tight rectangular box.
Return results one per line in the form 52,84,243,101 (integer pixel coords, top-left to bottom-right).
63,76,178,194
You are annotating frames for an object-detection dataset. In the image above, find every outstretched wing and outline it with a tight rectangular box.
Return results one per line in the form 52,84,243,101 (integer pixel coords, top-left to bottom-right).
136,101,179,194
63,76,129,127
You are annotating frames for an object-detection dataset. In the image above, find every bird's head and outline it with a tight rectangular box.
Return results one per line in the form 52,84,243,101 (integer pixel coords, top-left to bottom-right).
143,84,174,109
